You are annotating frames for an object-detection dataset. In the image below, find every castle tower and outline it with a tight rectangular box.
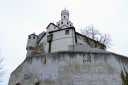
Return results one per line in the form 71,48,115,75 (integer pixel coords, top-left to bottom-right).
26,33,37,57
56,9,73,28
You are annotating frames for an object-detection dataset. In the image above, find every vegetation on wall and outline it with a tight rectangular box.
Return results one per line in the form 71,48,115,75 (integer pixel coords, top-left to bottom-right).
44,56,47,64
31,43,45,56
85,36,106,50
120,68,128,85
80,25,112,49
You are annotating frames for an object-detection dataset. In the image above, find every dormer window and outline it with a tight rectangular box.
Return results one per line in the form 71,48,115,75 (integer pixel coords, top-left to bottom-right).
61,22,63,24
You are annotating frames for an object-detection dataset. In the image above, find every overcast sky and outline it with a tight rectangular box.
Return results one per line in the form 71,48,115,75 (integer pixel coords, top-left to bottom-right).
0,0,128,84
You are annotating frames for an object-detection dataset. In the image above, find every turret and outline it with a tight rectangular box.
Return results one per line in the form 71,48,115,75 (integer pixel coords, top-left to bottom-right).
61,9,69,20
56,9,73,29
26,33,37,57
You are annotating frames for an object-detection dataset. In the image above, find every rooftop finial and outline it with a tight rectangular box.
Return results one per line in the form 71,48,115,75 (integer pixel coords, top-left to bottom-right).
64,7,66,10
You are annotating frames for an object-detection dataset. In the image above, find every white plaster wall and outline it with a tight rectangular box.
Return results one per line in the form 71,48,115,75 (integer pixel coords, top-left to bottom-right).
26,50,33,58
51,29,75,52
40,29,76,53
39,34,49,53
26,35,37,47
46,24,59,33
61,14,69,20
9,52,128,85
68,45,108,53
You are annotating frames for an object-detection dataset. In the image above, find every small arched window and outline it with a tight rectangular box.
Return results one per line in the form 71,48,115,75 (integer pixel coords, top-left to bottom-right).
58,24,60,26
61,22,63,24
70,24,71,27
64,16,65,18
35,82,40,85
67,22,69,25
16,83,20,85
65,30,69,35
29,35,31,39
33,36,35,39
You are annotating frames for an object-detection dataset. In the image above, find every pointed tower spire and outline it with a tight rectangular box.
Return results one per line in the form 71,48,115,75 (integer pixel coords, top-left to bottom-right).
64,7,66,10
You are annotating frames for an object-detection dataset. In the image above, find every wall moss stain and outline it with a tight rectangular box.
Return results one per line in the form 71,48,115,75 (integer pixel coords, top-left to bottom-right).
9,52,128,85
44,56,47,64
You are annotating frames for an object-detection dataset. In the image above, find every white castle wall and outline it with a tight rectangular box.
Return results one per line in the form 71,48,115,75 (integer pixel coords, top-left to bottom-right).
46,24,59,33
39,29,76,53
68,45,107,53
9,52,128,85
50,29,76,52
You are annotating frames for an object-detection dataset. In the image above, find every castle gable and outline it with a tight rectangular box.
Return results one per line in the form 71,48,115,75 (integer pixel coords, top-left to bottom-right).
46,23,59,32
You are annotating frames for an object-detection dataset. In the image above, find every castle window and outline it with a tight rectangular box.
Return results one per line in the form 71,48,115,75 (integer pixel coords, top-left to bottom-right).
33,36,35,39
58,24,60,26
70,24,71,27
67,22,69,25
65,30,69,35
35,82,40,85
79,35,81,39
76,35,79,39
64,16,65,18
26,47,28,50
61,22,63,24
16,83,20,85
29,35,31,39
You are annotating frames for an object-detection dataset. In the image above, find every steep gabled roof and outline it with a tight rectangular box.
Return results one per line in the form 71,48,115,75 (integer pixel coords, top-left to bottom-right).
36,23,59,44
46,23,59,29
37,31,46,44
49,27,75,33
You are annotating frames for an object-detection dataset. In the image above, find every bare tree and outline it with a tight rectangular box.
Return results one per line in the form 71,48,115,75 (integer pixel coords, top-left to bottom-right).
80,25,112,48
81,25,99,40
99,33,112,48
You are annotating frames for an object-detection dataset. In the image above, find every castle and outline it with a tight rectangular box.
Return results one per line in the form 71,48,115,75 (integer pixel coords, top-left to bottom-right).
26,9,106,57
9,9,128,85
